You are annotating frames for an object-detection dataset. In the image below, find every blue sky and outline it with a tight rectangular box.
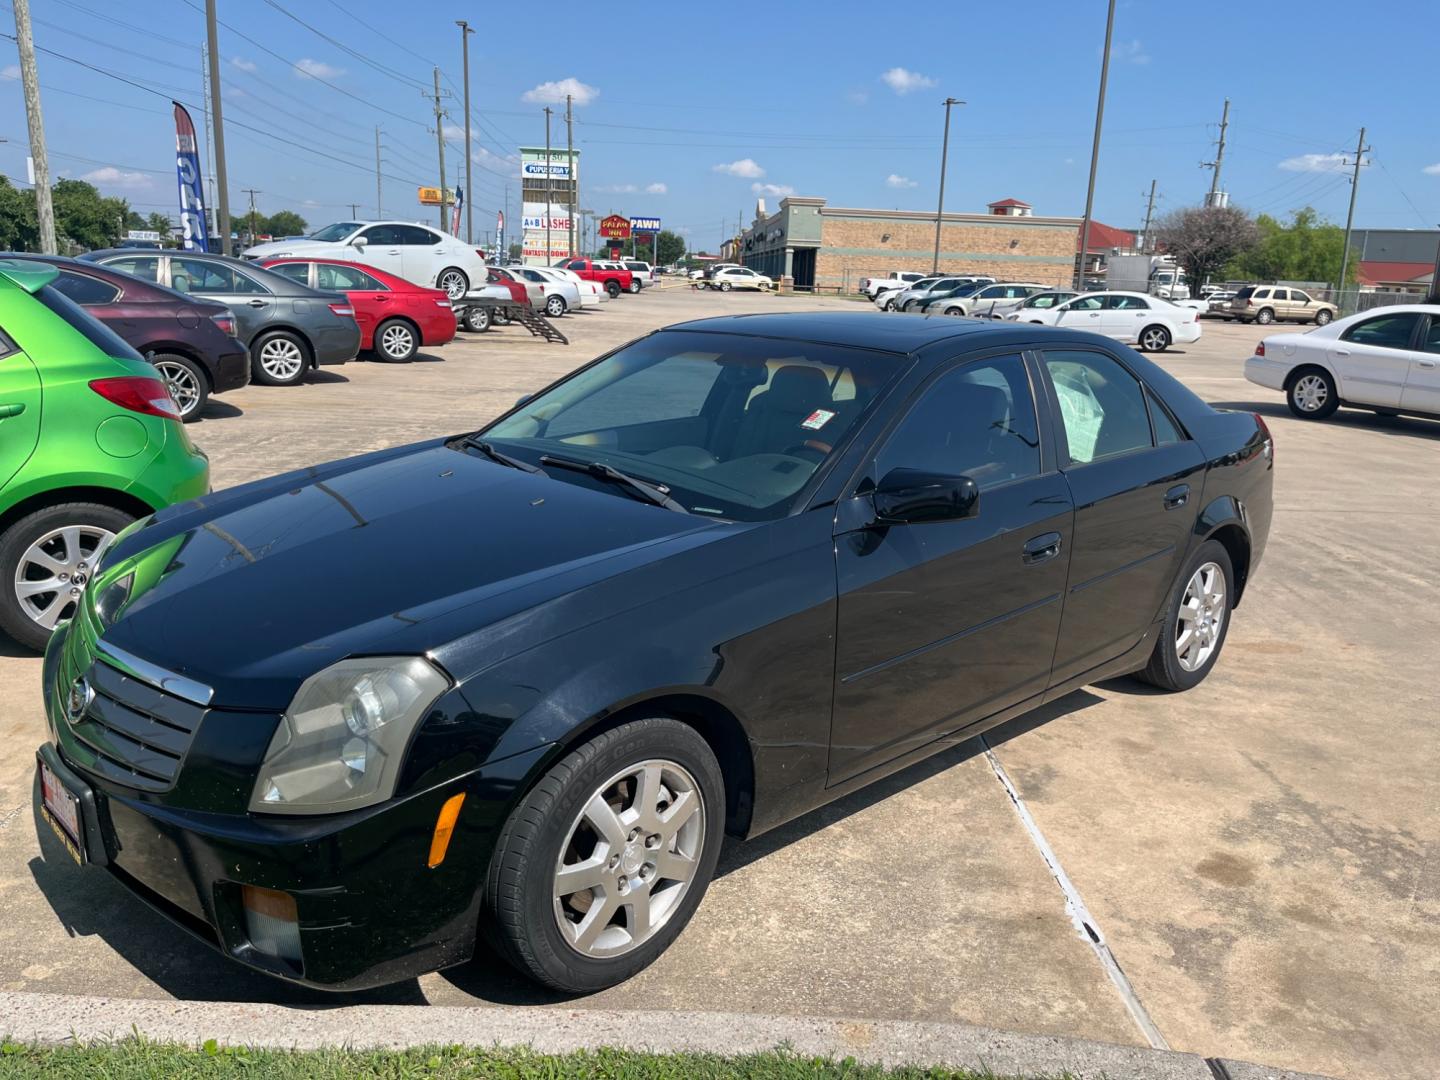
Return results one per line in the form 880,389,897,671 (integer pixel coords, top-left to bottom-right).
3,0,1438,249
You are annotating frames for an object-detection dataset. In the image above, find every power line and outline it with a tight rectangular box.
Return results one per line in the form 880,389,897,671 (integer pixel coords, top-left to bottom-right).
259,0,429,92
322,0,437,68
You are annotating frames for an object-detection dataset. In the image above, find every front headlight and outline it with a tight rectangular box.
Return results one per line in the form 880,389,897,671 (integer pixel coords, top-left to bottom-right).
250,656,450,815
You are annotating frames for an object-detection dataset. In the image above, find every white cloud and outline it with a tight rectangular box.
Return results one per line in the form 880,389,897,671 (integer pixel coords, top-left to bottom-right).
1113,39,1150,64
522,77,598,106
442,123,465,141
885,174,918,189
1279,152,1352,173
1423,163,1440,175
644,182,668,195
80,166,152,191
230,56,258,73
847,89,869,105
1,64,20,80
879,67,936,95
596,183,638,194
751,182,795,197
472,146,518,167
714,158,765,178
294,58,344,80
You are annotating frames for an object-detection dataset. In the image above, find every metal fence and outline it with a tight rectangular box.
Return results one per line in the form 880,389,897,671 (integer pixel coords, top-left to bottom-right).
1307,288,1424,317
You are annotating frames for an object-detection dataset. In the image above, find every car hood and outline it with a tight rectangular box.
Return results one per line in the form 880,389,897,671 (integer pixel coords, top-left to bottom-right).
98,443,723,708
242,239,335,260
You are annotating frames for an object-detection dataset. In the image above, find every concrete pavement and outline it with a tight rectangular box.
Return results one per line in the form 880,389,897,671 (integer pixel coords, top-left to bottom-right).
0,290,1434,1079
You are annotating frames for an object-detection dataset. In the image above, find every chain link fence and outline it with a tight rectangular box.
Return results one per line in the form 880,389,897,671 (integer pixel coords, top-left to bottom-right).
1309,288,1425,317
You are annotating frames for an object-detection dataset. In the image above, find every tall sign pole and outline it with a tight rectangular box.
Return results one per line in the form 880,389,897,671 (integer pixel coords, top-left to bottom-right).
1203,98,1230,206
1140,179,1157,254
431,68,447,232
565,94,575,260
1077,0,1116,289
204,0,231,254
931,98,963,274
543,106,554,266
455,21,474,244
13,0,56,253
1336,127,1370,295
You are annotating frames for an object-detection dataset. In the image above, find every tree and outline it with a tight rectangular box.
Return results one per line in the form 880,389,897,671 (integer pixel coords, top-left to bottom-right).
144,213,173,243
507,242,522,260
52,179,130,250
264,210,307,237
1225,207,1354,285
1154,205,1259,292
652,229,685,267
0,176,38,251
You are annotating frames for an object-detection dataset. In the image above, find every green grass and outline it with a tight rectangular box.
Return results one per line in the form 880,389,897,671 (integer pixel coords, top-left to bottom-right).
0,1039,1064,1079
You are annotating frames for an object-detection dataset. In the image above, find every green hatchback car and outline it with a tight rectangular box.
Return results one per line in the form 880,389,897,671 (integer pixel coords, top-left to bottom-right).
0,260,209,650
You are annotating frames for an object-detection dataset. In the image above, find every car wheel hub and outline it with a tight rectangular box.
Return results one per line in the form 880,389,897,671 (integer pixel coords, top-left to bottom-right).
155,362,200,413
552,758,704,959
15,525,116,630
260,340,303,378
1294,375,1327,410
382,326,412,354
1175,561,1226,672
440,272,466,299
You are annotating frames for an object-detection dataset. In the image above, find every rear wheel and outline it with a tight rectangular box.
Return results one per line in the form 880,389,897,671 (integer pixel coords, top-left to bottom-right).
484,717,724,992
0,503,134,651
719,281,732,292
1286,366,1339,419
605,280,621,299
463,305,491,333
1255,307,1275,325
1136,540,1234,692
627,279,641,294
150,353,208,422
374,318,419,362
437,268,469,300
251,330,309,386
1139,324,1172,352
544,294,567,317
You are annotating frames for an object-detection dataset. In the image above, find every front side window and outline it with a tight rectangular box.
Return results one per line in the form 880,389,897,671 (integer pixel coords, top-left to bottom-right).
1063,296,1105,312
876,355,1040,491
1423,317,1440,355
1291,290,1311,303
1341,312,1420,350
102,255,160,282
1025,292,1071,309
360,224,404,246
1043,350,1154,465
53,269,121,305
480,331,899,521
172,259,269,295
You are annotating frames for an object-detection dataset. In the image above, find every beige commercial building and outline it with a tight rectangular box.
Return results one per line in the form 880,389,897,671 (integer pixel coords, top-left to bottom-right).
737,196,1081,292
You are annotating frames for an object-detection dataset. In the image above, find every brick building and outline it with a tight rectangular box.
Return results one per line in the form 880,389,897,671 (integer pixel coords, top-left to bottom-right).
737,196,1082,292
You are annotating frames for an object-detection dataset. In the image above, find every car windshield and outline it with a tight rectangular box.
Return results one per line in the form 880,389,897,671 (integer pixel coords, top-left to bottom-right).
478,330,900,521
306,222,363,242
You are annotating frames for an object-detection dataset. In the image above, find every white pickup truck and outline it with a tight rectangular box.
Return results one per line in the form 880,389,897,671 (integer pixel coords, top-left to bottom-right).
859,271,925,299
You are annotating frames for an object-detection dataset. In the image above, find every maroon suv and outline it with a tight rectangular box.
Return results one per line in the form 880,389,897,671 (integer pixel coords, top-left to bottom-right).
1,253,248,421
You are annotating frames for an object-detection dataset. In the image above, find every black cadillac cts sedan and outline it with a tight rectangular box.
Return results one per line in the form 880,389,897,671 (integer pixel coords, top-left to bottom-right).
36,312,1272,993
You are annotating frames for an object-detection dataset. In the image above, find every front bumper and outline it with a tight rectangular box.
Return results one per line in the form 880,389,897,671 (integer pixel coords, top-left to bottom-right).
37,622,550,990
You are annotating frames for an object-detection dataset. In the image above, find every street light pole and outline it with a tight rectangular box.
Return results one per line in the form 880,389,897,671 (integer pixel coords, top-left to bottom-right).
1427,224,1440,305
455,20,474,245
1077,0,1117,290
932,97,963,274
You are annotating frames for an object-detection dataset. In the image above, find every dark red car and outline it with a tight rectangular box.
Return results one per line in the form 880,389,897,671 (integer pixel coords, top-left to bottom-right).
0,252,248,421
260,258,455,362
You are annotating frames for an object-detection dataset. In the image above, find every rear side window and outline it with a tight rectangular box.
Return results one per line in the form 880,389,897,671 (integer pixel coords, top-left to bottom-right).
267,262,311,286
1423,318,1440,355
102,256,160,283
1043,350,1154,464
33,284,143,360
1341,312,1421,350
53,269,122,306
1233,287,1255,300
1147,388,1185,445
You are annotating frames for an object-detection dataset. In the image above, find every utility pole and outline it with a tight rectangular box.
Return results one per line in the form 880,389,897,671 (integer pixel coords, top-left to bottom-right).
1076,0,1116,289
12,0,55,253
1140,180,1157,254
204,0,231,254
543,106,553,265
1202,97,1230,207
430,68,447,232
455,20,474,244
1336,127,1370,296
200,44,217,234
932,97,963,274
565,93,575,260
1427,225,1440,305
374,126,382,217
348,203,359,217
242,188,260,246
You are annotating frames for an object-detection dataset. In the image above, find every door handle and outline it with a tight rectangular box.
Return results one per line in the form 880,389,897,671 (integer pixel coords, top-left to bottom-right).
1164,484,1190,510
1420,359,1438,369
1334,349,1350,357
0,402,25,419
247,299,266,307
1022,532,1063,564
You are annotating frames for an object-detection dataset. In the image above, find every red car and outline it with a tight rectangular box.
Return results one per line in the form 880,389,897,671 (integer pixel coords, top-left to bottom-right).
259,258,455,362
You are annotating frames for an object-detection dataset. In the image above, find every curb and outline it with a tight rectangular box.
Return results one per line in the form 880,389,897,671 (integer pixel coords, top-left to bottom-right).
0,991,1337,1080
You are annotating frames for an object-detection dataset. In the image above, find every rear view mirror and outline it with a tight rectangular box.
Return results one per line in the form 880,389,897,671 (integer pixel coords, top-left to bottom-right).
873,469,979,524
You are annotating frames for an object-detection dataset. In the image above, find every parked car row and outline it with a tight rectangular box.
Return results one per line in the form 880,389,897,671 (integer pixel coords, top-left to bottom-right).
1005,290,1202,352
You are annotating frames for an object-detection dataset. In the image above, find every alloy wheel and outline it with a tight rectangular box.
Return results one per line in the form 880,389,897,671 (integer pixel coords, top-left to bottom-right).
1175,561,1226,672
14,525,116,631
153,360,201,417
552,758,705,959
380,323,414,359
1141,327,1170,351
439,270,468,299
1292,373,1329,412
545,296,565,317
259,338,304,380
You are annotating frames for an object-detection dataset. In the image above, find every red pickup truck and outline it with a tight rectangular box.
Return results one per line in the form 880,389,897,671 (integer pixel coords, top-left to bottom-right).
557,258,633,299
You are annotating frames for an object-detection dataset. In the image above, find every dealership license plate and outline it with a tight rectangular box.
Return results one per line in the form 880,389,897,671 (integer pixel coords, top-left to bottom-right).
39,758,84,865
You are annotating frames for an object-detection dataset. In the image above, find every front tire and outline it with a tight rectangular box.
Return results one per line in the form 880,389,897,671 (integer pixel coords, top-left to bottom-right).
437,268,469,300
251,330,309,386
1136,539,1234,692
719,281,732,292
463,305,491,333
485,718,724,992
0,503,134,651
627,280,641,294
1286,366,1339,419
1139,324,1172,352
1314,309,1333,326
373,318,418,362
150,353,208,421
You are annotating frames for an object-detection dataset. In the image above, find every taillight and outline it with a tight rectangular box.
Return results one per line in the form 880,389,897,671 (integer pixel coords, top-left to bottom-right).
90,377,180,421
329,304,354,318
1255,341,1265,357
210,313,237,336
1246,299,1255,307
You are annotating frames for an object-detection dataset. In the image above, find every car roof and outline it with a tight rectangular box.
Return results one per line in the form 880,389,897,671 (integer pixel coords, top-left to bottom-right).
663,310,1067,355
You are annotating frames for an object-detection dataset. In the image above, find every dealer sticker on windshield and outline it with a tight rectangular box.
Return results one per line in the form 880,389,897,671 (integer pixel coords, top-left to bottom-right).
801,409,836,431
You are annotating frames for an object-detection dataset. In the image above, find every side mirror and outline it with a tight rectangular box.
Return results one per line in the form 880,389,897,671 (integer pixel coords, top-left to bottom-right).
350,235,367,250
514,393,533,407
873,468,979,525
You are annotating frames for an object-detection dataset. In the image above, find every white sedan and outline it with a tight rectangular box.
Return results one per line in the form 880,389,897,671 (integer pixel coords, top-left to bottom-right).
243,220,489,300
512,266,581,316
1244,304,1440,420
545,266,606,307
711,266,773,291
1007,290,1201,352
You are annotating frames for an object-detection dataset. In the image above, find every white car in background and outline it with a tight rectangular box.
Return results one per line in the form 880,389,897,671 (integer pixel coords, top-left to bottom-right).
512,265,581,316
860,270,925,300
711,266,774,291
546,266,606,307
243,221,489,300
1244,305,1440,420
622,260,656,290
994,288,1078,320
1007,290,1200,352
944,282,1049,318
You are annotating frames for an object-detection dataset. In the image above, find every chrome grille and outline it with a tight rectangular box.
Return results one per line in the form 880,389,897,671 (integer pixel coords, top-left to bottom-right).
68,659,206,791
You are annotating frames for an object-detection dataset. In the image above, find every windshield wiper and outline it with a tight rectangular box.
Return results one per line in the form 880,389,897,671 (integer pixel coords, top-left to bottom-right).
539,454,688,513
465,437,546,475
